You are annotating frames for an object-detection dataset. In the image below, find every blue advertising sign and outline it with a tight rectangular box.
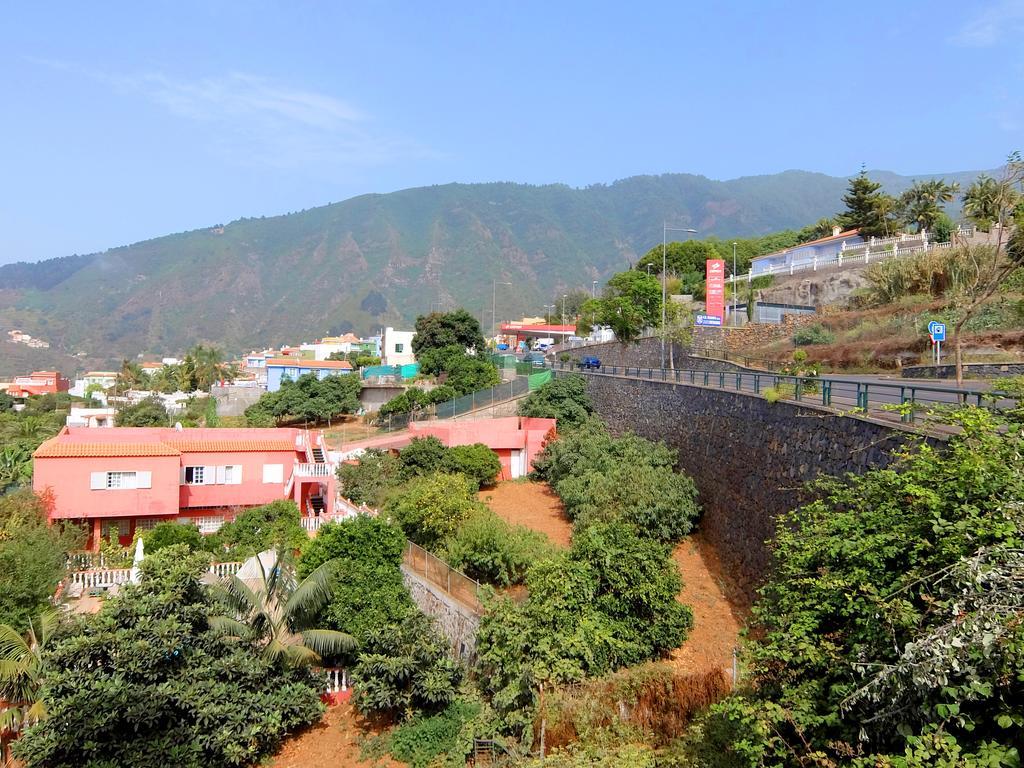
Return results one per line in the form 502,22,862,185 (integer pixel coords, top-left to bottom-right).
695,314,722,327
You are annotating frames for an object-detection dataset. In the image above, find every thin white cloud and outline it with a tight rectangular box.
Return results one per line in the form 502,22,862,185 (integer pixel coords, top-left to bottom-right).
33,59,437,171
951,0,1024,46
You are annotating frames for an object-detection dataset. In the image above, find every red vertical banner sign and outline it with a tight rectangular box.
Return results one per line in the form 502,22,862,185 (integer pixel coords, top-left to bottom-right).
705,259,726,321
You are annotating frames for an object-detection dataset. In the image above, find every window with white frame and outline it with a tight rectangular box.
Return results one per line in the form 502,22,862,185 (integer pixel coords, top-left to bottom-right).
91,471,152,490
102,519,130,538
191,515,224,534
134,518,159,531
184,466,205,485
222,465,242,485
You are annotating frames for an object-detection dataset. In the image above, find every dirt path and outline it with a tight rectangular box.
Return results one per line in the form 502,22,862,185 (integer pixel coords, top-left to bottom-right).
667,533,746,676
479,481,573,547
480,480,748,676
269,702,400,768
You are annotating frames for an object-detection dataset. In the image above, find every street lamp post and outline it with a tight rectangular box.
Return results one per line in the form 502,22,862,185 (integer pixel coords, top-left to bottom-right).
491,279,512,342
662,224,698,368
561,294,568,325
592,280,597,298
732,242,738,326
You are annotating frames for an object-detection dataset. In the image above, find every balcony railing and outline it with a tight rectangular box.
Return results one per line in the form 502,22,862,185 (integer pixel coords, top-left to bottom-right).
295,462,334,477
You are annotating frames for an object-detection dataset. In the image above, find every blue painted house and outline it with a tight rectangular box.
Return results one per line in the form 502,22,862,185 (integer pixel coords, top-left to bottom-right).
750,228,863,276
266,358,354,393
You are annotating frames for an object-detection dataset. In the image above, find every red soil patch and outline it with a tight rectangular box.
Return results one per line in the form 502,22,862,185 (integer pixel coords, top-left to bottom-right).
479,481,573,547
667,533,747,677
479,481,748,678
269,702,400,768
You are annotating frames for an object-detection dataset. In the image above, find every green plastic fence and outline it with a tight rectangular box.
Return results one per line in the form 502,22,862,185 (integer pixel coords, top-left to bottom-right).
528,370,552,390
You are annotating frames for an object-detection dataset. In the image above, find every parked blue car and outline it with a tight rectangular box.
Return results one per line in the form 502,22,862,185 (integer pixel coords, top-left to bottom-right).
578,356,601,370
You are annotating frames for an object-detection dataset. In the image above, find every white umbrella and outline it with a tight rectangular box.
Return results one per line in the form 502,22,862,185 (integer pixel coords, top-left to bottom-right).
129,536,145,584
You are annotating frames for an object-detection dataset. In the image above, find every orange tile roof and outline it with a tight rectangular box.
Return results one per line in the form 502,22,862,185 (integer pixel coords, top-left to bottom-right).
34,442,181,458
162,438,297,452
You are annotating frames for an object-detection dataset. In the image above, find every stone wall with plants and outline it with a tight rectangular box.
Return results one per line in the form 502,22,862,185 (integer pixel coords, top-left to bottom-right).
580,373,923,596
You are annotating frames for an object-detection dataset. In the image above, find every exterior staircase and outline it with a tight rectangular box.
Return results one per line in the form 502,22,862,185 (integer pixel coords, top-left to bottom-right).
309,495,326,516
310,445,326,463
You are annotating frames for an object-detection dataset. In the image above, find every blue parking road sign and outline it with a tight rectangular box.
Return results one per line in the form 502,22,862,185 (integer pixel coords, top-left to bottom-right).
930,322,946,342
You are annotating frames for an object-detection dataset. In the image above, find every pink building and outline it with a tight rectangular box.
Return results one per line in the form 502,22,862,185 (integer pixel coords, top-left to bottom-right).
33,427,336,548
340,416,557,480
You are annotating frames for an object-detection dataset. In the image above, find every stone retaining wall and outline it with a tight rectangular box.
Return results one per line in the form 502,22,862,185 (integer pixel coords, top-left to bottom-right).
402,567,480,660
582,373,926,599
900,362,1024,379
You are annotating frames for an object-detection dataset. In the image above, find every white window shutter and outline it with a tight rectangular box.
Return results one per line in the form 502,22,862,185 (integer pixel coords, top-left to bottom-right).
230,465,243,485
215,466,226,485
90,472,106,490
205,466,217,485
179,467,186,485
262,464,283,484
136,471,152,489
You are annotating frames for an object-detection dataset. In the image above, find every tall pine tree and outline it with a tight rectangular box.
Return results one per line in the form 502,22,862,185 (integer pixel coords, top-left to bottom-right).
836,167,899,238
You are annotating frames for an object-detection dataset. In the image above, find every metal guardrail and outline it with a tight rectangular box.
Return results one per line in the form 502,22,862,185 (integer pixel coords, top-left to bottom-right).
688,346,784,372
402,540,482,613
552,361,1011,425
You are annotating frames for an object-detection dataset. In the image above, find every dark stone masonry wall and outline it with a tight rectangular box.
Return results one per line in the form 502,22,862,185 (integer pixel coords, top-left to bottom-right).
557,337,746,373
900,362,1024,379
582,373,926,598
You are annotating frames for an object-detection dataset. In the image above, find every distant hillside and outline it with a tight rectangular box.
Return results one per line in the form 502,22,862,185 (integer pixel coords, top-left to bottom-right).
0,169,986,375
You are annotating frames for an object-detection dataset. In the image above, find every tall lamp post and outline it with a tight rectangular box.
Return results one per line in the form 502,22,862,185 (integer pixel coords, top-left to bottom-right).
662,224,698,368
491,279,512,342
561,294,568,325
591,280,598,298
732,242,738,326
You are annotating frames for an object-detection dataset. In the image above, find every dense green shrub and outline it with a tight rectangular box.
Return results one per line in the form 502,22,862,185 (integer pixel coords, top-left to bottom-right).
719,407,1024,764
379,387,432,417
444,355,501,395
144,521,219,554
517,374,594,428
115,395,170,426
383,473,486,549
388,699,482,768
476,522,691,731
0,491,82,631
299,514,406,576
399,436,449,478
791,323,835,346
442,444,502,489
337,448,404,505
443,510,554,585
533,419,699,544
212,499,308,558
352,611,463,720
245,371,361,426
13,546,324,768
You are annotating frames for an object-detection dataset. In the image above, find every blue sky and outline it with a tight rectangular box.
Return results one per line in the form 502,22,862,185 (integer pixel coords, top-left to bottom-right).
2,0,1022,264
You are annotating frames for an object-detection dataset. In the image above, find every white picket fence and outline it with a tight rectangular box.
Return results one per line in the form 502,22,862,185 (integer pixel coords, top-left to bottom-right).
67,561,243,591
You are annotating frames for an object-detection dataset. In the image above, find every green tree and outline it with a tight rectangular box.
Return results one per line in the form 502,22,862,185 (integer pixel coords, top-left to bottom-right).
444,355,501,395
213,547,357,667
0,491,82,632
899,178,960,233
733,407,1024,765
444,510,553,586
962,174,1017,231
835,168,900,238
115,395,169,427
115,358,145,391
213,499,308,559
0,391,15,412
383,473,485,550
0,610,58,731
13,546,324,768
517,374,594,428
412,309,487,357
442,444,502,489
398,436,449,479
337,448,405,506
143,521,219,554
352,611,462,720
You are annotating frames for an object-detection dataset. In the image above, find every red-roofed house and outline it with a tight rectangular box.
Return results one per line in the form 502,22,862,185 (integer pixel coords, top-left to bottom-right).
33,427,336,548
7,371,70,397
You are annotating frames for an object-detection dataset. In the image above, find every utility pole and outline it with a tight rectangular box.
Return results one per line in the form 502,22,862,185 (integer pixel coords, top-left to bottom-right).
732,242,738,326
491,279,511,340
662,224,698,368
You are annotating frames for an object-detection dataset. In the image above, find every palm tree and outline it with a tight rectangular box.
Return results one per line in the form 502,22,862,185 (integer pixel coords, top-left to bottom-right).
900,179,960,233
116,359,144,392
211,549,355,668
0,445,33,492
962,175,1018,232
0,611,58,731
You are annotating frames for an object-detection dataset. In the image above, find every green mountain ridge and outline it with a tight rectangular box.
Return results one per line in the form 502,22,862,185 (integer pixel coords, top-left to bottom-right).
0,169,987,374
